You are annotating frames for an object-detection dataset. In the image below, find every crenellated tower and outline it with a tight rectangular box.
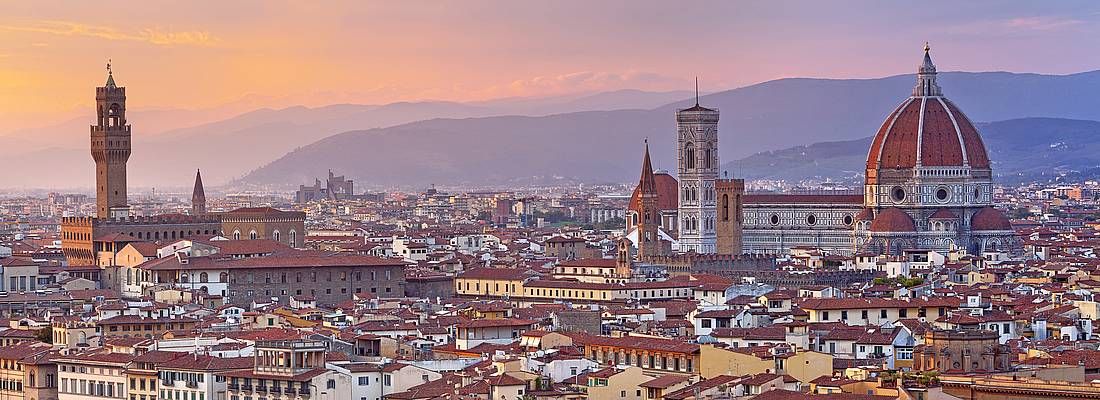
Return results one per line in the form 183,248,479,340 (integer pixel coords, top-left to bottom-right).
91,61,132,218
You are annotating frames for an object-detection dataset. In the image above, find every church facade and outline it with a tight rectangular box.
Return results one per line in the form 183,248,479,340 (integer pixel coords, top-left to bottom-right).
629,46,1018,257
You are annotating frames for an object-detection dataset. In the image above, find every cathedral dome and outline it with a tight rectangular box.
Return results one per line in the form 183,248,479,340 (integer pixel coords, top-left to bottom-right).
929,208,958,220
630,171,678,214
870,207,916,232
865,46,991,172
971,207,1012,231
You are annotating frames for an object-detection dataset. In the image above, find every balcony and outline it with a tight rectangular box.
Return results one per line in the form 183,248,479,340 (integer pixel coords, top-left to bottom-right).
186,381,199,389
227,384,240,390
284,388,296,395
256,386,267,393
299,387,311,396
270,387,281,394
241,384,253,391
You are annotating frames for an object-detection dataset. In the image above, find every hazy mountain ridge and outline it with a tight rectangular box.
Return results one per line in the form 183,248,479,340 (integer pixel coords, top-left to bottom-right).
728,117,1100,183
0,89,691,189
239,70,1100,188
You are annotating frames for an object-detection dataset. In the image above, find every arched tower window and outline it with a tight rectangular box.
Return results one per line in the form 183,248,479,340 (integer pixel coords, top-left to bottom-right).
721,194,729,221
273,230,281,242
705,147,713,169
232,230,241,240
249,230,258,240
685,143,695,170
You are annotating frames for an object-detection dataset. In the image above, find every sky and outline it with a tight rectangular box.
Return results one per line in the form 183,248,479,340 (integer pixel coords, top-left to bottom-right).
2,1,1100,132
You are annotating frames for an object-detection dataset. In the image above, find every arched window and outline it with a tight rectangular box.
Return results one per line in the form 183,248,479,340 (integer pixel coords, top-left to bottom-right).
180,274,189,283
273,230,281,242
685,143,695,169
249,230,258,240
721,194,729,221
233,230,241,240
219,272,228,283
705,147,712,169
199,272,209,283
289,230,297,246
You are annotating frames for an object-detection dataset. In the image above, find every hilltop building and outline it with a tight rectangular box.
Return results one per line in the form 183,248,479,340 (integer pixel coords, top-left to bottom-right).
295,170,356,203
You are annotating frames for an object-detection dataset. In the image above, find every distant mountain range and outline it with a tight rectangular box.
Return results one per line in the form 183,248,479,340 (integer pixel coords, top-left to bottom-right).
240,70,1100,188
8,69,1100,190
0,89,691,189
729,117,1100,184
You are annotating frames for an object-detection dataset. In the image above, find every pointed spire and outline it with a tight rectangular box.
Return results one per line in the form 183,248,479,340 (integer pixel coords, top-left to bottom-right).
913,42,942,97
192,169,207,214
105,58,118,89
638,139,657,196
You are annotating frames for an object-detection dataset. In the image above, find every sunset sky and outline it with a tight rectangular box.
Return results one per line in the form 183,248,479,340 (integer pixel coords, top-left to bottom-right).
2,1,1100,133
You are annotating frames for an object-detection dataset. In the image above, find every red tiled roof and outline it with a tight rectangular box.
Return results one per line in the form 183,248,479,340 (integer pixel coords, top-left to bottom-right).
866,96,989,170
629,172,679,214
972,207,1013,231
870,208,916,232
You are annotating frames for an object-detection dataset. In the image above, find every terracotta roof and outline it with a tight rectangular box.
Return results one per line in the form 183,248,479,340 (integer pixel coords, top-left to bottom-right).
929,208,958,220
639,374,691,389
629,172,679,214
972,207,1013,231
866,95,990,170
870,208,916,232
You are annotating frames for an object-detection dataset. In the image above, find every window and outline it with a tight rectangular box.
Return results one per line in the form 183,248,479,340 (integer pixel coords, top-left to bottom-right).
684,143,695,169
700,319,712,328
326,380,335,390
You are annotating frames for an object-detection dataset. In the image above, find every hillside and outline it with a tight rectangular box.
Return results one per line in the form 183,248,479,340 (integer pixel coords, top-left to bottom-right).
241,70,1100,188
728,118,1100,184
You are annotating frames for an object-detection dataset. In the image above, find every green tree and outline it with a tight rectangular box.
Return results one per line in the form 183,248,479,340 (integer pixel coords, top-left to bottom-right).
36,327,52,344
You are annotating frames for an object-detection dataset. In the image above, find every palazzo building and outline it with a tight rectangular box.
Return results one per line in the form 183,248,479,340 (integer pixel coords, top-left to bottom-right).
60,65,306,266
627,45,1018,257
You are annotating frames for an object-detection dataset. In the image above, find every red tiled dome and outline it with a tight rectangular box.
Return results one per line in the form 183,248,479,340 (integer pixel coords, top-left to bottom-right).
929,208,958,220
971,207,1012,231
866,97,990,170
870,207,916,232
630,172,678,214
865,47,990,173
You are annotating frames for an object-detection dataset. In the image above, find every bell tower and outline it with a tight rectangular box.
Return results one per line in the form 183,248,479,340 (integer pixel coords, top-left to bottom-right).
676,80,720,253
636,141,660,261
91,61,132,219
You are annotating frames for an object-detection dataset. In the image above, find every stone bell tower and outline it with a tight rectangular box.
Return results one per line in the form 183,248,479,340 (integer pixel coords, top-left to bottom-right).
91,61,131,218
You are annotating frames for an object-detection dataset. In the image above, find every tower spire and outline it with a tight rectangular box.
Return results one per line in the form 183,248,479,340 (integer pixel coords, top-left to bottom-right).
913,42,941,97
192,169,207,215
639,139,656,195
105,58,117,89
695,77,699,106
